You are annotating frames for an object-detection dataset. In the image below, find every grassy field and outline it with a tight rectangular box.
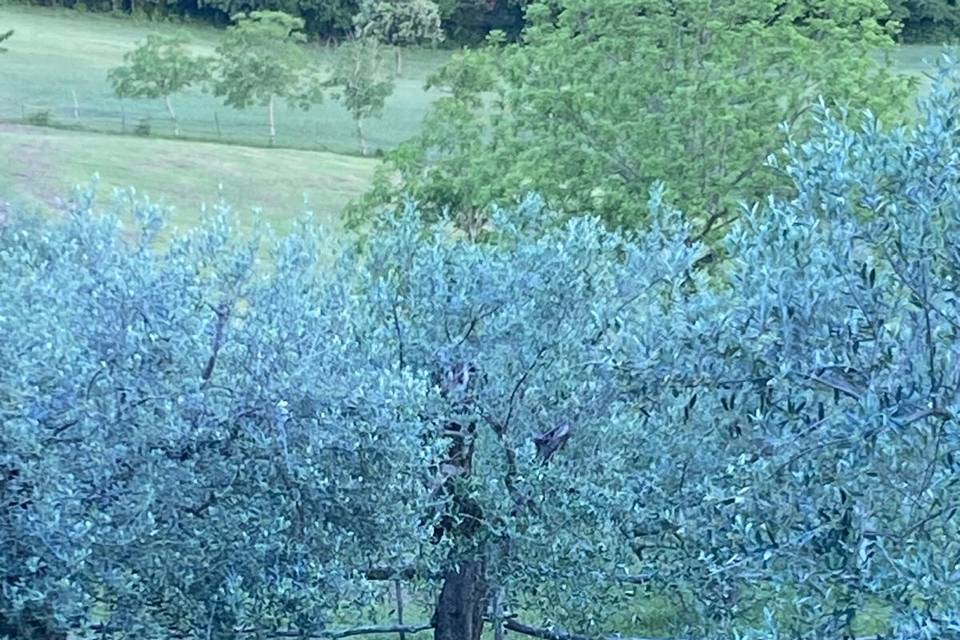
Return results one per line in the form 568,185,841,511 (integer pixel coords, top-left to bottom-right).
0,4,951,232
0,123,377,232
0,5,450,155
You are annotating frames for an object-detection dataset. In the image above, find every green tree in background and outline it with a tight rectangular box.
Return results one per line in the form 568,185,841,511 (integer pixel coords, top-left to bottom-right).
364,0,914,239
354,0,444,76
327,37,395,155
108,33,211,137
212,11,321,146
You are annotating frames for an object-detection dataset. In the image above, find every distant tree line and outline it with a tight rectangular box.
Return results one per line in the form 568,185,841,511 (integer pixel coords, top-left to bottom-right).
9,0,960,42
887,0,960,41
10,0,526,41
106,11,396,153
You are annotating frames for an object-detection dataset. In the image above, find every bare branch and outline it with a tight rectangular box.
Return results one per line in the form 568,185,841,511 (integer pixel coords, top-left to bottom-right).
202,302,232,384
392,294,405,370
503,619,666,640
318,623,434,639
228,624,435,639
500,345,549,434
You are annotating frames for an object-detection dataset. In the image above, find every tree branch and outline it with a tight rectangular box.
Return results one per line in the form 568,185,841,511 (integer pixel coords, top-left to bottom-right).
228,623,435,639
503,619,665,640
392,296,405,370
362,566,441,581
318,623,434,639
504,619,882,640
201,302,232,383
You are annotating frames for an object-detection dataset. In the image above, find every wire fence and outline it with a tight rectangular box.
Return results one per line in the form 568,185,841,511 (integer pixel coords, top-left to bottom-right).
0,93,405,156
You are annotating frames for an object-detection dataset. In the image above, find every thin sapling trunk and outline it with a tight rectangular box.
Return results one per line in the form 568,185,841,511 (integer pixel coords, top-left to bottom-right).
164,94,179,136
268,94,276,146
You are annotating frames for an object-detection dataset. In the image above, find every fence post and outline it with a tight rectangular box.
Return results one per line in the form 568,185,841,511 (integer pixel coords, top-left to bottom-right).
214,111,222,139
71,88,80,121
393,579,406,640
20,102,25,121
120,101,127,133
492,585,506,640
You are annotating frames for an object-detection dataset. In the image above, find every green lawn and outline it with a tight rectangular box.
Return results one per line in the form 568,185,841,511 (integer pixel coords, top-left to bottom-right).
0,5,450,155
0,123,377,233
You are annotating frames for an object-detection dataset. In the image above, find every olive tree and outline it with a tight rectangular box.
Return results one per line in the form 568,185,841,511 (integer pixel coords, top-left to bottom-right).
0,195,438,639
108,33,211,136
354,0,443,76
605,60,960,640
6,62,960,640
0,185,699,640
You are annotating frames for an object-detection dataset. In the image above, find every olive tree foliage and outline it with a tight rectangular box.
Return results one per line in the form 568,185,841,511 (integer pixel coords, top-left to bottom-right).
0,198,437,639
0,187,697,639
326,38,395,155
212,11,322,146
607,60,960,640
359,0,914,238
108,34,211,137
351,193,707,640
5,63,960,640
353,0,444,76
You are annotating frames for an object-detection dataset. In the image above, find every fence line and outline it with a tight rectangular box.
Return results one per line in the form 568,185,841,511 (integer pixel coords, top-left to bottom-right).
0,94,390,156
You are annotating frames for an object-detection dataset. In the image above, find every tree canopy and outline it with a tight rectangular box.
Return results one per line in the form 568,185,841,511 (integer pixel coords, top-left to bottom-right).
354,0,444,75
361,0,914,238
107,33,211,136
326,37,395,155
212,10,322,145
5,61,960,639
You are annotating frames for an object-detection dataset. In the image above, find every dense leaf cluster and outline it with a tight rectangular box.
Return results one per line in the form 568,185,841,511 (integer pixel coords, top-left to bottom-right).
4,59,960,640
355,0,443,75
361,0,913,237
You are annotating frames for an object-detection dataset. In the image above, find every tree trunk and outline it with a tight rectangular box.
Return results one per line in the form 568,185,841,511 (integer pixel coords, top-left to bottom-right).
357,118,367,156
268,95,276,147
395,46,403,77
164,94,179,136
433,560,487,640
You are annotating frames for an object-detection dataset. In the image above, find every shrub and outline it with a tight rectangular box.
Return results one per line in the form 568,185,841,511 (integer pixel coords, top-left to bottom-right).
25,109,51,126
133,117,151,136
